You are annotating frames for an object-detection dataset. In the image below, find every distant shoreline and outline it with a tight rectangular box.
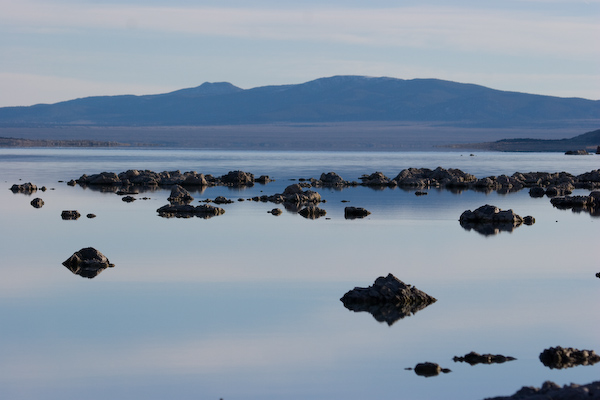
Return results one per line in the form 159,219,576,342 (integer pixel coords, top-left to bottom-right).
0,137,130,148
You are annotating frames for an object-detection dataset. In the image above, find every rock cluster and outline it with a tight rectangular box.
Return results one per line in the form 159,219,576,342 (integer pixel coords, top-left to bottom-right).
62,247,114,279
10,182,37,193
539,346,600,369
485,381,600,400
550,191,600,216
459,205,534,236
156,204,225,219
340,274,437,325
453,351,516,365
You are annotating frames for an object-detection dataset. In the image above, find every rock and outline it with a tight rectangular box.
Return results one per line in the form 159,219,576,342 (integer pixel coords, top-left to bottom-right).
30,198,44,208
413,362,451,377
344,206,371,219
319,172,347,187
359,172,392,187
220,170,254,186
453,351,516,365
61,210,81,220
10,182,37,193
459,205,531,236
298,206,327,219
485,381,600,400
394,167,476,188
550,192,600,215
213,196,234,204
596,272,600,278
122,195,136,203
415,191,428,196
340,274,437,325
265,184,322,206
539,346,600,369
268,208,282,216
523,216,535,225
529,187,545,197
182,172,208,186
62,247,114,278
86,213,96,218
565,150,589,155
168,184,194,204
256,175,271,183
156,204,225,219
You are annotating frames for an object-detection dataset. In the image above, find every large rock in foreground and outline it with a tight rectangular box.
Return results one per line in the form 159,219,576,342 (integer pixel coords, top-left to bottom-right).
340,274,437,325
62,247,114,279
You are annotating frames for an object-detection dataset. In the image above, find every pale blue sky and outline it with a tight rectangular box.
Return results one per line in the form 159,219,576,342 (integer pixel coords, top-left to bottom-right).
0,0,598,107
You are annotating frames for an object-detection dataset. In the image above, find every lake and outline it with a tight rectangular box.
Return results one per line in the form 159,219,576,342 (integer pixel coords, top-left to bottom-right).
1,148,598,400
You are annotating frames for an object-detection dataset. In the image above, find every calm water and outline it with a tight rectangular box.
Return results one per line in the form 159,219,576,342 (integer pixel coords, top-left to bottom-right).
0,148,598,400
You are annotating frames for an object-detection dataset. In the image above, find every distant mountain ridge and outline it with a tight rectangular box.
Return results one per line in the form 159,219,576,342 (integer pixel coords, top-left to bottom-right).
0,76,599,127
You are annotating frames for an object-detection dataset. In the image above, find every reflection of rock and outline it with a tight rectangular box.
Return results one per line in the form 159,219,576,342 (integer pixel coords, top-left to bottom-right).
62,247,115,279
30,198,44,208
298,206,327,219
453,351,516,365
539,346,600,369
168,185,194,204
486,381,600,400
61,210,81,220
459,205,534,236
157,204,225,219
10,182,37,193
412,362,451,377
344,206,371,219
340,274,437,325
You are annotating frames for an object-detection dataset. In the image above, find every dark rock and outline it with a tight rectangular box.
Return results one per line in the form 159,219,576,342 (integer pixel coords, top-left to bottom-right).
298,206,327,219
156,203,225,219
523,216,535,225
344,206,371,219
86,213,96,218
484,380,600,400
168,184,194,204
182,171,208,186
359,171,393,187
30,198,44,208
565,150,589,155
220,170,254,186
268,208,282,216
529,187,545,197
539,346,600,369
415,191,428,196
394,167,476,188
550,192,600,215
10,182,37,193
340,274,437,325
413,362,450,377
453,351,516,365
319,172,347,187
256,175,271,183
122,195,136,203
213,196,234,204
596,272,600,278
62,247,114,279
459,205,531,236
61,210,81,220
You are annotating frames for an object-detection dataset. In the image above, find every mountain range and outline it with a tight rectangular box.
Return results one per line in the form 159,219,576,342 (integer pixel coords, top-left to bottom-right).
1,76,599,128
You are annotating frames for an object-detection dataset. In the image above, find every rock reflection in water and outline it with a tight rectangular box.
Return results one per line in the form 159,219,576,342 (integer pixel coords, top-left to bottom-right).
340,274,437,326
62,247,115,279
459,204,534,236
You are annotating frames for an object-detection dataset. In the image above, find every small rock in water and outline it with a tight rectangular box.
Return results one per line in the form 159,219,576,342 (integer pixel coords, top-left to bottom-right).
30,198,44,208
61,210,81,220
62,247,115,279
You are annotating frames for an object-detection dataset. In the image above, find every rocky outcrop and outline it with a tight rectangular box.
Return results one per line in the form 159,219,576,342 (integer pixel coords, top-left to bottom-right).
394,167,477,188
30,198,44,208
459,205,534,236
298,206,327,219
484,381,600,400
550,191,600,215
262,184,322,208
344,206,371,219
156,204,225,219
340,274,437,325
453,351,516,365
61,210,81,220
565,150,589,155
62,247,114,278
359,172,393,187
539,346,600,369
220,170,254,186
10,182,37,193
168,185,194,204
319,172,348,187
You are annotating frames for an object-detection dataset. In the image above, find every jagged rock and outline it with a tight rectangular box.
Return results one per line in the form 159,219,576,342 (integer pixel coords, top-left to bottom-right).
360,171,393,187
220,170,254,186
30,198,44,208
298,206,327,219
182,172,208,186
539,346,600,369
10,182,37,193
340,274,437,325
459,205,532,236
453,351,516,365
62,247,114,279
485,381,600,400
168,185,194,204
156,203,225,219
394,167,477,188
344,206,371,219
61,210,81,220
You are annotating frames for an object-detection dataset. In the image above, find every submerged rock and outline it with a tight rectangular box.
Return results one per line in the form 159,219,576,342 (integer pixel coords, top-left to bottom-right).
340,274,437,325
539,346,600,370
62,247,114,279
453,351,516,365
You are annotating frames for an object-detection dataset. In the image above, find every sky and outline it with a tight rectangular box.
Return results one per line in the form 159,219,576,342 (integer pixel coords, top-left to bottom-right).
0,0,599,107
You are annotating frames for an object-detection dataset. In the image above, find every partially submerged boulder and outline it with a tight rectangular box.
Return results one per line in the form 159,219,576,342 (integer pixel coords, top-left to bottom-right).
168,185,194,204
340,274,437,325
459,204,534,236
539,346,600,369
157,203,225,219
10,182,37,193
453,351,516,365
344,206,371,219
298,206,327,219
550,191,600,216
412,362,451,377
61,210,81,220
30,198,44,208
62,247,114,279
